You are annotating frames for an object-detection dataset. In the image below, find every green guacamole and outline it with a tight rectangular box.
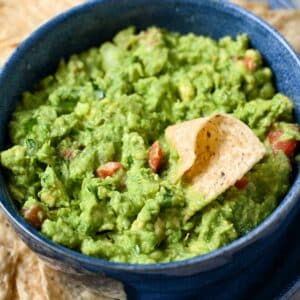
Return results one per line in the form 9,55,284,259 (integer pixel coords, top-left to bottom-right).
1,27,299,263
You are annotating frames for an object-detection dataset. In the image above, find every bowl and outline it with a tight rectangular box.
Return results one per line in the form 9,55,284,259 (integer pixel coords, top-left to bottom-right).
0,0,300,299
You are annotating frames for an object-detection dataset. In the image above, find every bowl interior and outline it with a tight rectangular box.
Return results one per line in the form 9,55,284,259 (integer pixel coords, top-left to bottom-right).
0,0,300,273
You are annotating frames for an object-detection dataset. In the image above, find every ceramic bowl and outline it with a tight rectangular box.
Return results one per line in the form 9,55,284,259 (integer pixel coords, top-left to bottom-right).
0,0,300,299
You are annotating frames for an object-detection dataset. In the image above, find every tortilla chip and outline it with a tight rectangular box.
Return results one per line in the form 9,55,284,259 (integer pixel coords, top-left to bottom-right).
231,1,300,53
0,209,18,249
165,114,265,202
264,10,300,54
0,245,17,300
0,207,125,300
39,261,126,300
0,0,85,66
166,117,208,181
13,245,126,300
14,247,47,300
231,0,270,15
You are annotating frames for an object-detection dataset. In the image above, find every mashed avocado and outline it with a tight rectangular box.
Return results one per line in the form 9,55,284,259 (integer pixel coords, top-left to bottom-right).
1,27,299,263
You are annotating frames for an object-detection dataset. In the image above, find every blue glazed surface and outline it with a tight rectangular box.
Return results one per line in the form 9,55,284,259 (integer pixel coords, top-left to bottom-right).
0,0,300,299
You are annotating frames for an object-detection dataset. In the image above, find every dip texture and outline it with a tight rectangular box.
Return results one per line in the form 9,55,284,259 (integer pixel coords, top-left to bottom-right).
1,27,299,263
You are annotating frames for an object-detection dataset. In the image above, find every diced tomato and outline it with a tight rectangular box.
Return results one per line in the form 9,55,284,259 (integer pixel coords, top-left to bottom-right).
21,204,45,229
235,177,249,189
96,162,123,178
268,130,282,144
268,130,298,158
148,141,163,172
243,56,256,71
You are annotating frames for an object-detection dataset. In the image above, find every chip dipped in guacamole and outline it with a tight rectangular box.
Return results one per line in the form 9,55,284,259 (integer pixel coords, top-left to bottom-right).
1,27,300,264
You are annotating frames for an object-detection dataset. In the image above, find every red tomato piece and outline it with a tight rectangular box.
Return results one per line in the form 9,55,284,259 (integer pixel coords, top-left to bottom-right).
21,204,45,229
243,56,256,71
268,130,282,144
268,130,298,158
96,162,123,178
235,178,249,189
148,141,163,172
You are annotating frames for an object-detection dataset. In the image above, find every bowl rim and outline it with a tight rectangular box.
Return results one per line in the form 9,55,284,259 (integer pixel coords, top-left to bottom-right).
1,0,300,272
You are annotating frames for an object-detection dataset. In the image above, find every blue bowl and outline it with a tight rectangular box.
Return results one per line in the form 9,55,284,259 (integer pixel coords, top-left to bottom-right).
0,0,300,299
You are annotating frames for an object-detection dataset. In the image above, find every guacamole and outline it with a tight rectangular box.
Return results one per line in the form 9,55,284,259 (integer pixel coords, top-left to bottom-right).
1,27,299,263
